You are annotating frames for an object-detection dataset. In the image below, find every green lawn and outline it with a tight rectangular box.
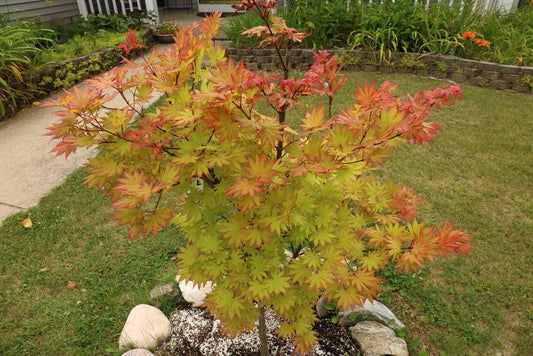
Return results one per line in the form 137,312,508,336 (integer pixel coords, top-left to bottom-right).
0,72,531,355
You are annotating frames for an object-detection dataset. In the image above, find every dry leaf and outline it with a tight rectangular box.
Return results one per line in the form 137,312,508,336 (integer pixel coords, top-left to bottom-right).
21,217,33,228
67,281,76,290
39,267,50,273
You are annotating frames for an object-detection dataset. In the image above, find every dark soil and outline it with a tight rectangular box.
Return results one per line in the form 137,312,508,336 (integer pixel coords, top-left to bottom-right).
155,306,363,356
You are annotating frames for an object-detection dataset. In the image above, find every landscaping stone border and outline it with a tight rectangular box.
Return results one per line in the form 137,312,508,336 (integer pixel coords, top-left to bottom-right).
223,45,533,94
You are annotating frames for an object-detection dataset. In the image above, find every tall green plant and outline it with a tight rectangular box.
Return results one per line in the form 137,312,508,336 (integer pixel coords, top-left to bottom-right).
46,1,471,354
0,21,54,116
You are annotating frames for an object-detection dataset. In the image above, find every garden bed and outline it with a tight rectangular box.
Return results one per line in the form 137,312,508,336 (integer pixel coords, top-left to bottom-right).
0,30,154,122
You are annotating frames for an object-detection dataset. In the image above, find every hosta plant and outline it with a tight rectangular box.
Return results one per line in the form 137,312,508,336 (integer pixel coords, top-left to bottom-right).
46,1,471,354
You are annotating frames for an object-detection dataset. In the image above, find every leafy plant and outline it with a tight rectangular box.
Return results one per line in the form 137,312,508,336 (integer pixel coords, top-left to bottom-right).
223,10,264,47
226,0,533,65
153,21,178,35
45,2,471,354
38,31,130,65
0,20,55,116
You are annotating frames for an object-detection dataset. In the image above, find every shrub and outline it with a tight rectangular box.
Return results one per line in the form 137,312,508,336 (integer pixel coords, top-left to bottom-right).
0,19,55,116
46,2,472,354
226,0,533,65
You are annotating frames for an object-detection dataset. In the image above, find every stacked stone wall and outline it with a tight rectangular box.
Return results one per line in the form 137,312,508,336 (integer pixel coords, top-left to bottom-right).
223,46,533,94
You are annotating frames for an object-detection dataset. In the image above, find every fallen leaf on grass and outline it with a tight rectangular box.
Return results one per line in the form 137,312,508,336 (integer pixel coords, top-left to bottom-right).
67,281,77,290
39,267,50,272
21,217,33,228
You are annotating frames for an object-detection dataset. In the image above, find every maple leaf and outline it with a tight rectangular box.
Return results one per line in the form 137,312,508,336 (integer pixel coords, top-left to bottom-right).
307,269,335,293
264,270,291,296
143,207,173,236
359,250,388,271
352,81,378,108
253,113,285,149
226,178,263,198
113,207,144,227
118,28,144,55
21,217,32,228
245,154,279,184
300,104,330,133
66,281,77,290
115,170,163,202
50,135,78,158
435,221,473,257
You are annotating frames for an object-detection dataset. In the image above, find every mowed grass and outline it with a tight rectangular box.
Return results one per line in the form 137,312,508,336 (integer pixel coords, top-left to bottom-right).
337,73,532,355
0,71,531,355
0,169,185,355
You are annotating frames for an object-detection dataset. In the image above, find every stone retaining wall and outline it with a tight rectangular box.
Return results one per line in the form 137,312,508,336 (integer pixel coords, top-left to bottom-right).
223,46,533,94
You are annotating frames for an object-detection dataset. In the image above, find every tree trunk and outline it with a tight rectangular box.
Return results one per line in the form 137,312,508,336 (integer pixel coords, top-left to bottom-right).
258,306,269,356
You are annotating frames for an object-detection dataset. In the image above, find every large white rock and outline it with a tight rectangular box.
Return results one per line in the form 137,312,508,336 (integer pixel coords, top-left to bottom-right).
176,275,213,307
119,304,171,350
121,349,154,356
349,321,409,356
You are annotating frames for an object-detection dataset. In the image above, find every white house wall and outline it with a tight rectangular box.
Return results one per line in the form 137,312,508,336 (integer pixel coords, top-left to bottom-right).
0,0,80,22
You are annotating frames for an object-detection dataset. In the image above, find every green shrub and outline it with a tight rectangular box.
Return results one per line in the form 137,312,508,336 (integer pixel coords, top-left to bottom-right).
38,31,134,65
223,11,264,47
0,19,55,116
226,0,532,65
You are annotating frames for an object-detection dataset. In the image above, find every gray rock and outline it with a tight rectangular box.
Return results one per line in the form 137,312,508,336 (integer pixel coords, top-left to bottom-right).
119,304,171,350
316,295,330,318
150,283,180,304
349,321,408,356
122,349,155,356
339,299,405,329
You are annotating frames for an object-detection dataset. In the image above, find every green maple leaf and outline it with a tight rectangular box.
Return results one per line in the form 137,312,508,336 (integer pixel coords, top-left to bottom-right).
143,207,173,236
359,250,388,271
158,163,180,189
113,207,144,226
197,233,223,254
300,104,329,133
309,229,334,246
301,250,322,268
105,139,132,156
265,270,291,296
307,269,335,292
327,125,357,156
271,292,299,315
253,113,284,149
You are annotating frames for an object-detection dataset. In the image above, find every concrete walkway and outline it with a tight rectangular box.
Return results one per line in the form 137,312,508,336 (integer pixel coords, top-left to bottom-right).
0,92,97,223
0,12,232,225
0,44,175,225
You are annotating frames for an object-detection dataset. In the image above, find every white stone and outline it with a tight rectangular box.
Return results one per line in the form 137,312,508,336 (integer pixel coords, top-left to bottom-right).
339,299,405,329
176,275,213,307
119,304,171,351
121,349,154,356
349,321,409,356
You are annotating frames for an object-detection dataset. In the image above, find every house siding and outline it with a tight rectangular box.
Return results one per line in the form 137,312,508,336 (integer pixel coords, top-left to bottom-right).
0,0,80,23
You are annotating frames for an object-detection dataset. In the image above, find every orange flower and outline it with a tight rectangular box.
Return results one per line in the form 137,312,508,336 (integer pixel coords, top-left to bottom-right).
462,31,475,39
474,38,482,45
480,40,490,47
117,28,144,55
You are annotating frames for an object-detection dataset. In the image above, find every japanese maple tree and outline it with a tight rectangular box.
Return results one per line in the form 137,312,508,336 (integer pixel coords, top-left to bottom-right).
46,1,471,354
